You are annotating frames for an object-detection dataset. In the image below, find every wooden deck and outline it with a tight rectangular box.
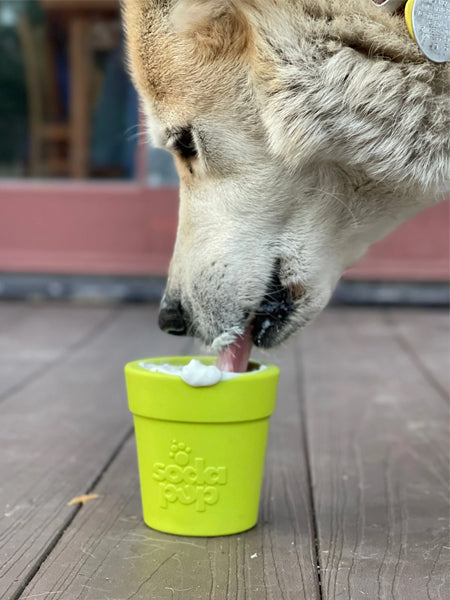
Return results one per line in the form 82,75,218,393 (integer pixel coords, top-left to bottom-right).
1,302,448,600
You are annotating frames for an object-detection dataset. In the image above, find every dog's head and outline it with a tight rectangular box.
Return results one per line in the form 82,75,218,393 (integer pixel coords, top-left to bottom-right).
123,0,445,359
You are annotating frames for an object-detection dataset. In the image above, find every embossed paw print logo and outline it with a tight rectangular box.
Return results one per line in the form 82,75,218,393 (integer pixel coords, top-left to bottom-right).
153,440,228,511
169,440,192,466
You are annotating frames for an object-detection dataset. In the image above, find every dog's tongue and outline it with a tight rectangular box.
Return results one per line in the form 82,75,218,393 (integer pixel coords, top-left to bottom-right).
216,323,253,373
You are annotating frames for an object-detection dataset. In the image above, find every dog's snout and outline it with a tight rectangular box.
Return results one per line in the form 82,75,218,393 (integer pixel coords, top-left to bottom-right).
158,299,188,336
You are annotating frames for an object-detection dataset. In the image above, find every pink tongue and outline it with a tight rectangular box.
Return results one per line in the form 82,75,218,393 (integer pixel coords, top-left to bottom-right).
216,322,253,373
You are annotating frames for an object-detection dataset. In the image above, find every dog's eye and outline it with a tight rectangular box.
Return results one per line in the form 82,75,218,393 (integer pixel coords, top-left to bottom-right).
172,127,197,160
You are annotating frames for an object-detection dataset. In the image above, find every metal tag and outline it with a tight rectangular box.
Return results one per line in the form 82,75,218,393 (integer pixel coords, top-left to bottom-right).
411,0,450,63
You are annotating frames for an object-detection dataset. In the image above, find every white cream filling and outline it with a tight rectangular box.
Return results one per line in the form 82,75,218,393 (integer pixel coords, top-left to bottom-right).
138,359,266,387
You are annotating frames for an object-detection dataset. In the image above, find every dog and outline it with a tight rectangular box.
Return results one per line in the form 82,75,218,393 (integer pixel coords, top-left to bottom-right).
123,0,449,370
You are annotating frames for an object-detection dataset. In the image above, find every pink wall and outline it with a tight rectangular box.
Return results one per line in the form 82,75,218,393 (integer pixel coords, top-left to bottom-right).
0,181,177,275
0,180,448,280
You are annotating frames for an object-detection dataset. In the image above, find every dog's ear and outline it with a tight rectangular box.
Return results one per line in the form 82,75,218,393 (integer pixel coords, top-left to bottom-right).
171,0,253,58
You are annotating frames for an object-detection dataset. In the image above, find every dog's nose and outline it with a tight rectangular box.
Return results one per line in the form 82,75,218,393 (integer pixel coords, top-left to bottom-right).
158,300,187,336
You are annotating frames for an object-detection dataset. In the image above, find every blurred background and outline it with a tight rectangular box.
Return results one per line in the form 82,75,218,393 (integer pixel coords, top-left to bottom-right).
0,0,448,304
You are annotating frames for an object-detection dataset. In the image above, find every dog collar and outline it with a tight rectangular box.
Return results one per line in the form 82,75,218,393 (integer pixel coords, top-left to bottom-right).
374,0,450,63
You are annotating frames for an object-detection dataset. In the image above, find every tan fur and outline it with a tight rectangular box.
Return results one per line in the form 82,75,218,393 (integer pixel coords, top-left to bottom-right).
171,0,255,60
123,0,449,349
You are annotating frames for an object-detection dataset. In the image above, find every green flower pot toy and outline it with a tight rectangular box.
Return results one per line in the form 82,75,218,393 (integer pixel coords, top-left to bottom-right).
124,356,279,537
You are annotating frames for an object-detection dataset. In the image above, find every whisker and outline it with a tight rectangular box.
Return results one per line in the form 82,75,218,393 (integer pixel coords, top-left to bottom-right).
254,310,276,317
125,131,148,142
303,185,360,228
124,124,140,135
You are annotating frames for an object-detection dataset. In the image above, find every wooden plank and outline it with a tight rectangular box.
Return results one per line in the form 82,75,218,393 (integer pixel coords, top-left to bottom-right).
0,306,191,600
302,308,449,600
0,303,115,399
0,303,30,331
18,339,320,600
387,308,450,400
